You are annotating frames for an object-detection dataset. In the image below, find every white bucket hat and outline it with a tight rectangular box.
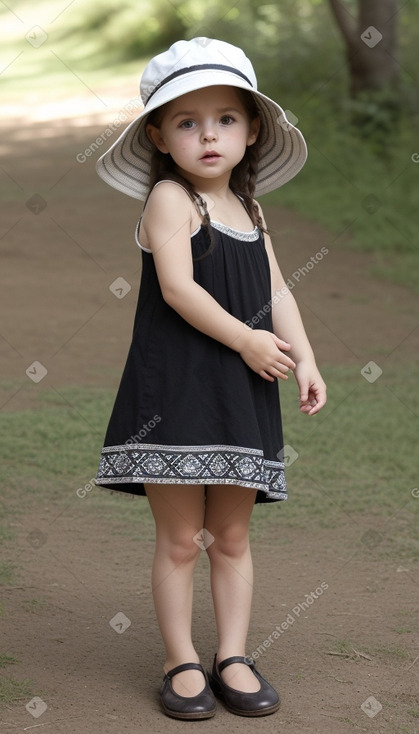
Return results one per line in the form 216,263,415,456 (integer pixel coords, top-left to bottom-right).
96,37,307,200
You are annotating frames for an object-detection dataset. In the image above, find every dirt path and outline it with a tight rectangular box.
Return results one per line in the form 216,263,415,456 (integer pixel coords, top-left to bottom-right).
1,110,418,733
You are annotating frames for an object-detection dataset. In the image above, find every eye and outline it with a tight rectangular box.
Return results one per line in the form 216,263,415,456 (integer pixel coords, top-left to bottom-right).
179,119,195,129
220,115,234,125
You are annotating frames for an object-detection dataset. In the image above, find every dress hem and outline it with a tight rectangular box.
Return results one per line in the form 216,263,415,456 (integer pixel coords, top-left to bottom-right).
94,476,287,501
95,442,287,500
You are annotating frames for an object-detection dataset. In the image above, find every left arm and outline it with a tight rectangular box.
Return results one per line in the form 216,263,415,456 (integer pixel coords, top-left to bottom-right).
259,211,327,415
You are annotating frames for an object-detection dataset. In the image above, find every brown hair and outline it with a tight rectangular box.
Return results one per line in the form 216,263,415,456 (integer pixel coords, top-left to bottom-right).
143,88,267,247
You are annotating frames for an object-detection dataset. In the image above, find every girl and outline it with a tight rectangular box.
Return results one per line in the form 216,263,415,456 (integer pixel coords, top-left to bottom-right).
95,37,326,720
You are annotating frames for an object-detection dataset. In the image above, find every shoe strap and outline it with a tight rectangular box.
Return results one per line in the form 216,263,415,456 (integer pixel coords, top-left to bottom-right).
217,655,254,673
165,662,204,679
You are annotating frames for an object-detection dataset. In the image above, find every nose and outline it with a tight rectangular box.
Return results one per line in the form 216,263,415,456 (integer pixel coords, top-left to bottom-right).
201,120,218,142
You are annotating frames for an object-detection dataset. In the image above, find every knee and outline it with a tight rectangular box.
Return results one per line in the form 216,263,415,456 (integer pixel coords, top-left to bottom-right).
206,525,249,561
158,531,202,566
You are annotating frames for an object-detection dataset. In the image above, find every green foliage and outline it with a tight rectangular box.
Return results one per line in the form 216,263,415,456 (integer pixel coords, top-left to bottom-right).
3,0,416,94
0,654,20,669
1,0,417,273
262,100,418,263
256,363,419,559
1,371,418,557
0,563,16,585
0,675,33,703
1,385,112,485
344,88,403,147
0,383,155,537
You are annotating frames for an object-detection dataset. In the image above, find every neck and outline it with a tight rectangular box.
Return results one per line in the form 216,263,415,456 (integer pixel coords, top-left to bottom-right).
175,167,232,199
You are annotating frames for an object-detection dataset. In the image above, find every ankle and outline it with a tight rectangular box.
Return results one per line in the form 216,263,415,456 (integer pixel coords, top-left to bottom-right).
216,651,246,666
164,655,200,674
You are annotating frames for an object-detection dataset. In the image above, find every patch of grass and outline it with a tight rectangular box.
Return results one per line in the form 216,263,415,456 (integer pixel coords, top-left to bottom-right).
370,253,419,292
0,366,418,554
0,563,17,586
0,676,33,704
327,639,355,656
2,384,113,488
0,382,155,541
0,654,19,669
260,99,419,293
324,638,373,662
0,525,13,544
371,644,410,661
337,640,354,655
255,363,419,556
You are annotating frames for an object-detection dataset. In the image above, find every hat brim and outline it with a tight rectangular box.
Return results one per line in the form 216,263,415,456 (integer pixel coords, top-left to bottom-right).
96,69,307,200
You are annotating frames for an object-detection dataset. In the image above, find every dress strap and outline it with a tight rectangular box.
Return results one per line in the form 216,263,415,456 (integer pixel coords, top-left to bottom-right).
153,178,193,197
135,214,151,252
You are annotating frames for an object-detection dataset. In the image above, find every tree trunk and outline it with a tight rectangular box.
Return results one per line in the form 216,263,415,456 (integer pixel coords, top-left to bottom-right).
329,0,400,96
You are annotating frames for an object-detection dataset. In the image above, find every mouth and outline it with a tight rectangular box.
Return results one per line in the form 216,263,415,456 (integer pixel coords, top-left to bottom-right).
201,151,221,161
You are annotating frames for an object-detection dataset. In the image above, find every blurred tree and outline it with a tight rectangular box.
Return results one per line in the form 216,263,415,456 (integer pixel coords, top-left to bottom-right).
328,0,401,138
329,0,399,95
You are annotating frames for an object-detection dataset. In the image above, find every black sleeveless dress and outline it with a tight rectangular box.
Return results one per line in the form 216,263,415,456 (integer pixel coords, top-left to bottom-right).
95,216,287,504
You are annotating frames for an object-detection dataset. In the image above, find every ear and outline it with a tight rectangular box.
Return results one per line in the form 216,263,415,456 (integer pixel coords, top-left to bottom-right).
146,123,169,154
247,116,261,146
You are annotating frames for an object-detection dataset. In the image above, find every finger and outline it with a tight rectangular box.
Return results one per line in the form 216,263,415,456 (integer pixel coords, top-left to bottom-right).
271,334,291,351
276,353,296,370
299,384,309,404
262,364,288,381
259,369,275,382
272,367,289,381
307,403,322,415
308,395,327,415
303,392,326,415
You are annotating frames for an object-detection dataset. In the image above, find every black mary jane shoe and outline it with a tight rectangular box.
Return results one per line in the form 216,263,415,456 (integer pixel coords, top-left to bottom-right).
160,662,217,720
208,655,280,717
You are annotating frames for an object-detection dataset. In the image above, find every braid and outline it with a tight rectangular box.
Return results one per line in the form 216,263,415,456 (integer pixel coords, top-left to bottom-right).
227,90,268,234
248,144,265,232
230,143,267,233
192,194,215,260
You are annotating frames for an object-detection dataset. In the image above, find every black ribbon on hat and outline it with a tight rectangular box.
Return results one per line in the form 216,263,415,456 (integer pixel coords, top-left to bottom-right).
145,64,254,105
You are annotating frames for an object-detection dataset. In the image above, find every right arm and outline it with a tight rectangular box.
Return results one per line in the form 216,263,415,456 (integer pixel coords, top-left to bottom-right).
141,183,295,382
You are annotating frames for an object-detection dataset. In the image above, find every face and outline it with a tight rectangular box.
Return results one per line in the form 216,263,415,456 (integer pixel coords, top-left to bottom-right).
146,85,260,187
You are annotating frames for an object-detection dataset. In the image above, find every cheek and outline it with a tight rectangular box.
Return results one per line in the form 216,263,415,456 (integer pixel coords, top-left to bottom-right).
178,136,196,153
176,142,190,157
169,142,192,165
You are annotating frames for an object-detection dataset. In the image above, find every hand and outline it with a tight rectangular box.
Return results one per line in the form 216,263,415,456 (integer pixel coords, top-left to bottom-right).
294,361,327,415
239,330,296,382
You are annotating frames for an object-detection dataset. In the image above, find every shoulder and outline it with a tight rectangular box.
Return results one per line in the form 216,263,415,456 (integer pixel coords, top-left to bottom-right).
140,182,201,251
144,182,196,220
140,182,200,247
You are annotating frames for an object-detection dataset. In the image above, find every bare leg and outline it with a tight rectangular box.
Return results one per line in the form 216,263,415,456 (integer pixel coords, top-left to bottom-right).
205,485,261,692
145,483,205,696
